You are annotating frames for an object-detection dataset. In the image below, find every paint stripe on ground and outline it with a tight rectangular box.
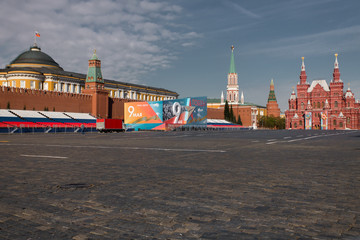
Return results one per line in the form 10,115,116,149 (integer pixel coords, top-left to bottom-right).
20,154,68,159
0,143,225,153
45,144,226,153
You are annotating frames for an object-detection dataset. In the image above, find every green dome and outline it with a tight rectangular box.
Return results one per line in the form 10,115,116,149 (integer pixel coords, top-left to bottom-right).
9,44,63,70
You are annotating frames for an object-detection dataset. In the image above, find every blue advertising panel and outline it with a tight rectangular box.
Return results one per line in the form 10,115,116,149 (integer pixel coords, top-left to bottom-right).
124,97,207,131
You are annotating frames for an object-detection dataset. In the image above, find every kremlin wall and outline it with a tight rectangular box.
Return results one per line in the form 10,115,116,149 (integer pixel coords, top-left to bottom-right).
1,42,359,130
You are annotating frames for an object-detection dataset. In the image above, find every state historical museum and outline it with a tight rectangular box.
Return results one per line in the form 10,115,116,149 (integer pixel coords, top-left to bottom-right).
285,54,360,130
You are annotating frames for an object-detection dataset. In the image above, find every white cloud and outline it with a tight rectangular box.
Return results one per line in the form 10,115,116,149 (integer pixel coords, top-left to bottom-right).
243,25,360,57
223,1,261,19
0,0,200,84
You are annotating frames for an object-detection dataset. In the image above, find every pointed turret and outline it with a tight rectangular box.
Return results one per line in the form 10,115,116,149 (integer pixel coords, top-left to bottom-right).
266,78,280,117
86,50,104,84
229,45,236,74
300,57,307,85
82,50,109,118
332,53,340,82
345,83,354,98
306,100,312,110
226,46,239,104
324,99,330,109
267,78,276,102
221,91,224,104
241,91,244,104
290,88,296,100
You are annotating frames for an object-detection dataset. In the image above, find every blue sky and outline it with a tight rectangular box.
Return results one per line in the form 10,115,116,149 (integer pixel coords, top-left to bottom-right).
1,0,359,111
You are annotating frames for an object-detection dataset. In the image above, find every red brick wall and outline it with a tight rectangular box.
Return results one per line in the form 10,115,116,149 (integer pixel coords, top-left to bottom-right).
207,106,253,127
207,108,224,119
267,101,280,117
232,106,252,126
0,86,143,119
0,87,92,113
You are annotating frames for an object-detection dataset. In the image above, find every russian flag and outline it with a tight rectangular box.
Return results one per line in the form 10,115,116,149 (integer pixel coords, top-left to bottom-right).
35,31,40,37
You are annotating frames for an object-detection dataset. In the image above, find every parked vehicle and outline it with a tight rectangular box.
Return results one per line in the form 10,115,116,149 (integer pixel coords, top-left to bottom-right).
96,119,124,132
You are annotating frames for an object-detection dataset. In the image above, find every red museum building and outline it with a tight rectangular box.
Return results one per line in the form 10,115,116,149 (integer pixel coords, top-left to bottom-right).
285,54,360,130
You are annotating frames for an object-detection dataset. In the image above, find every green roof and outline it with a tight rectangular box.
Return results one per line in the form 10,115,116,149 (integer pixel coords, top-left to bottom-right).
229,49,236,73
267,90,277,102
9,45,63,70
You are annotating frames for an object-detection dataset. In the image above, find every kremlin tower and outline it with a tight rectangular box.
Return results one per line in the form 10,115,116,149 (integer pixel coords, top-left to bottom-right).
226,46,239,104
82,50,109,118
266,79,280,117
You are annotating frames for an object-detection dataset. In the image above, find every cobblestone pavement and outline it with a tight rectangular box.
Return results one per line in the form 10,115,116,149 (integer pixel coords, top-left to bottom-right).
0,130,359,239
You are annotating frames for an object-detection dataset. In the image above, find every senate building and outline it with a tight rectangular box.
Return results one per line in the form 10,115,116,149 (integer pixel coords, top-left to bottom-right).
285,54,360,130
0,42,178,119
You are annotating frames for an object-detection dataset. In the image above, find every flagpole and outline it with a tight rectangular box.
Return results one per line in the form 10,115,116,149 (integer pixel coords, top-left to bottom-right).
34,31,37,46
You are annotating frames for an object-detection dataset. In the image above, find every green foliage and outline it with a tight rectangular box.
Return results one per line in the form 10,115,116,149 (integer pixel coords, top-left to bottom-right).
230,105,234,122
237,115,242,125
224,100,229,120
258,116,285,129
44,107,49,111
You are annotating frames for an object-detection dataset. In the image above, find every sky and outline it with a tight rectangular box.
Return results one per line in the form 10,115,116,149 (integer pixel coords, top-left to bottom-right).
1,0,360,112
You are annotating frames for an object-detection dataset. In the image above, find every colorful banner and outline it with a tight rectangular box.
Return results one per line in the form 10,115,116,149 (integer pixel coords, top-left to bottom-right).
305,111,312,130
321,111,328,130
124,97,207,131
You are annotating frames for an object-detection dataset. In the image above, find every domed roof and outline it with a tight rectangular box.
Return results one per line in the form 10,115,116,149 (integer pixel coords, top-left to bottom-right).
8,44,63,70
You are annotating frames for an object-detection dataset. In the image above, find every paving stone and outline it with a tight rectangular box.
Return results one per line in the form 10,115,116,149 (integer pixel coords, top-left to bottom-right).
0,130,359,239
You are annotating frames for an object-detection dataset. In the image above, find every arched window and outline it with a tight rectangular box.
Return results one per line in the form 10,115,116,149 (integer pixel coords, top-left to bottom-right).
294,122,297,128
317,102,320,108
333,119,337,126
335,101,338,108
322,102,324,108
339,122,343,128
301,102,304,109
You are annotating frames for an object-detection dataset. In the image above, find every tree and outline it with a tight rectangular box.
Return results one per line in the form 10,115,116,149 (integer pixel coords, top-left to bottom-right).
224,100,229,120
237,115,242,125
257,116,285,129
230,105,234,122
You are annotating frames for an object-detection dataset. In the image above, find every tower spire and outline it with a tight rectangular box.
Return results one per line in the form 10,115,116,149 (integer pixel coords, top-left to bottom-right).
229,45,236,73
267,78,276,102
301,56,305,71
334,53,339,69
300,56,307,84
332,53,340,82
86,50,103,83
266,78,280,117
226,46,239,103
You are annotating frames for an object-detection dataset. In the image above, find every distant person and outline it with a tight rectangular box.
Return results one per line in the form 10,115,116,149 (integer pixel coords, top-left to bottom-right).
81,124,85,134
